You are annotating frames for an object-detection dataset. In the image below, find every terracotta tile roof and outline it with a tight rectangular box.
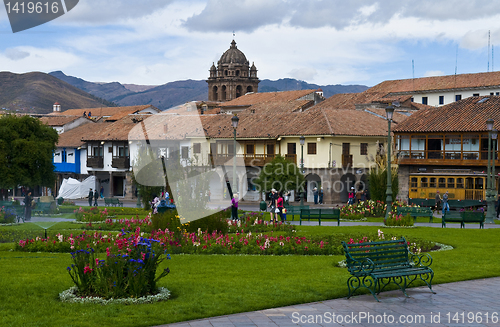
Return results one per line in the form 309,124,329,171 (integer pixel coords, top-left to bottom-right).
40,115,85,126
57,122,104,148
128,113,207,141
369,71,500,94
319,108,390,136
219,89,318,107
240,99,314,114
83,114,154,142
393,95,500,133
363,108,410,124
313,92,385,110
49,105,157,118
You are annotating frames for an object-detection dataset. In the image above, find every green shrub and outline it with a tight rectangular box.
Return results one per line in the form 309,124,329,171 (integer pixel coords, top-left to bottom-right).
184,209,230,234
384,213,414,227
150,210,182,232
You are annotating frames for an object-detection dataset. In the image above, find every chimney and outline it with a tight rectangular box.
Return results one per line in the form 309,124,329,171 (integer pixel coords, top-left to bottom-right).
53,102,61,112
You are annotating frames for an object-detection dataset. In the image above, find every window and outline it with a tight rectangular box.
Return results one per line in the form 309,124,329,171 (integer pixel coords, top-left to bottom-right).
421,177,428,188
193,143,201,154
307,143,317,155
228,144,234,155
181,146,189,159
108,147,112,153
438,178,446,188
457,178,464,188
246,144,254,154
496,92,500,96
439,96,444,105
422,97,428,105
411,177,418,188
411,97,414,102
455,94,462,101
447,178,455,188
287,143,296,155
247,178,256,191
430,178,437,188
473,93,480,97
360,143,368,155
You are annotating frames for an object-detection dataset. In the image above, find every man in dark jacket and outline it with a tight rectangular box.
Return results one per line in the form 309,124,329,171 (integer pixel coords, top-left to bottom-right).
88,188,93,207
94,189,99,206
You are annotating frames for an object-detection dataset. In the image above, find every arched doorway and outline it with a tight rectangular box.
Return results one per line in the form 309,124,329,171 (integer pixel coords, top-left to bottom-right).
305,174,321,203
340,173,356,203
358,174,369,199
208,171,223,201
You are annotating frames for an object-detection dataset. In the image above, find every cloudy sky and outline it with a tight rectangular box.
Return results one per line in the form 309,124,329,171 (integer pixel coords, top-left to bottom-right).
1,0,500,87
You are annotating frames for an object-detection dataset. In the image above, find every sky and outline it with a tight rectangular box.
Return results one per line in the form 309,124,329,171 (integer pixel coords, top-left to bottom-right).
1,0,500,87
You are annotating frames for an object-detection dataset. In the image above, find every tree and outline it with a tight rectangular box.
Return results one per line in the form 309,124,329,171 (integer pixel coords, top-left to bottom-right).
253,155,305,196
367,141,398,202
0,115,58,195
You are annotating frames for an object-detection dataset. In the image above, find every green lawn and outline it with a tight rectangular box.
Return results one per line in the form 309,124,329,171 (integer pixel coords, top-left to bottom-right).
0,224,499,326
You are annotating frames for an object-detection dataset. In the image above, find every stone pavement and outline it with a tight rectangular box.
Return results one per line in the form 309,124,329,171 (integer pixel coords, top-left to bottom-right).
160,277,500,327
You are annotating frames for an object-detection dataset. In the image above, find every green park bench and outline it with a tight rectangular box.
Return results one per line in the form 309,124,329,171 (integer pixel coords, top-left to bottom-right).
408,198,435,207
342,237,435,302
442,211,485,228
283,205,309,221
396,206,434,223
448,199,485,209
104,198,123,207
299,208,341,226
13,205,25,222
0,201,14,208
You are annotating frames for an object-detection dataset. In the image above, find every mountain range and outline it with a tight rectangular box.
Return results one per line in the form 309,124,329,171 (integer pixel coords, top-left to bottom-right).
49,71,368,111
0,71,369,114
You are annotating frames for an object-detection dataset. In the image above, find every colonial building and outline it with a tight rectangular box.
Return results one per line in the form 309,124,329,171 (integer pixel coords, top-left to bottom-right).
207,40,259,102
393,95,500,202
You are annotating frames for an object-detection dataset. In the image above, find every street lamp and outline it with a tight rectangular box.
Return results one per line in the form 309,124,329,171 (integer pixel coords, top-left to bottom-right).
385,104,395,219
493,129,497,214
300,135,305,206
486,119,494,223
231,114,239,219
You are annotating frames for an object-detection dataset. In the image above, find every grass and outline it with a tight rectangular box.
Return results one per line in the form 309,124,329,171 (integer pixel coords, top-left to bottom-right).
0,222,500,326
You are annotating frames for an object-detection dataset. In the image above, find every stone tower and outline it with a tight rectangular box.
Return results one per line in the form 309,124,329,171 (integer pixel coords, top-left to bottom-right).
207,40,259,102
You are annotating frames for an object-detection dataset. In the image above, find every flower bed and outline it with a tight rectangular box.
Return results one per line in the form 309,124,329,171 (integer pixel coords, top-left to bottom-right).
384,212,414,227
65,227,171,300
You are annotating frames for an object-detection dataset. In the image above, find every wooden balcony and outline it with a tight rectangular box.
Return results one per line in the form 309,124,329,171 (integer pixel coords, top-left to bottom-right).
87,157,104,168
210,153,297,167
112,157,130,169
398,150,498,166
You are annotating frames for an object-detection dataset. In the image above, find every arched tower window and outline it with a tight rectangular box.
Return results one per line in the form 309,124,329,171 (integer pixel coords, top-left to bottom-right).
221,85,227,101
246,86,253,94
212,86,218,101
236,85,242,98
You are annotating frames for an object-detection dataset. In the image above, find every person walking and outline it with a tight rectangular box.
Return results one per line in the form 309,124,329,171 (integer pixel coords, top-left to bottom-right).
94,189,99,206
435,190,441,214
276,192,284,222
442,190,450,215
284,192,290,206
231,194,239,221
88,188,93,207
313,187,318,204
100,186,104,198
24,191,32,221
348,187,355,205
319,187,324,204
268,189,277,223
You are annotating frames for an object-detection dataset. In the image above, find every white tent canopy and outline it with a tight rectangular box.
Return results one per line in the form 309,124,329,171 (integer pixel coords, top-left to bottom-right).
57,176,96,199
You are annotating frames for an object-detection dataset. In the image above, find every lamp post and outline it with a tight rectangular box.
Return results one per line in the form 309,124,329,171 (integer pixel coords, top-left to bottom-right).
486,119,495,223
385,104,395,219
493,128,497,217
231,114,239,219
300,135,305,207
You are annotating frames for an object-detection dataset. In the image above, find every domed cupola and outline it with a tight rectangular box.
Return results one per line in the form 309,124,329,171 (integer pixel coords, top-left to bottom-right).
207,40,259,102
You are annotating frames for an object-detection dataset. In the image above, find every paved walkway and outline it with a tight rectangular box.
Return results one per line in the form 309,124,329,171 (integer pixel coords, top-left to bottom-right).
161,277,500,327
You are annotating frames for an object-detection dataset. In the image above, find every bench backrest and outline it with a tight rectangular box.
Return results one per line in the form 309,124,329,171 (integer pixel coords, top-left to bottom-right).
443,211,461,219
461,211,485,222
342,238,410,275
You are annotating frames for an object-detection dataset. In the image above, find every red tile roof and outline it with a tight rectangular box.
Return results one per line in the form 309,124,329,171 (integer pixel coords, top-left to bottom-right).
369,71,500,94
57,122,104,147
393,96,500,133
49,105,157,118
219,89,318,107
40,115,86,126
83,114,154,142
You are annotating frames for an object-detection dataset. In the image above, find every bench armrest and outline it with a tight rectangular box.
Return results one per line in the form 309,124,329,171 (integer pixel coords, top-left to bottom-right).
409,252,433,267
348,257,375,274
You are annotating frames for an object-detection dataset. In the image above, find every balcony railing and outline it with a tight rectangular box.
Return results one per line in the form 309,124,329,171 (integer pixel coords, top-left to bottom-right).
398,150,498,163
87,156,104,168
112,157,130,169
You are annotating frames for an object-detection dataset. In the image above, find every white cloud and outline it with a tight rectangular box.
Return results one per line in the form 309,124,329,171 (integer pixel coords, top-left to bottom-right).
288,68,318,81
424,70,445,77
0,47,81,73
4,48,30,60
